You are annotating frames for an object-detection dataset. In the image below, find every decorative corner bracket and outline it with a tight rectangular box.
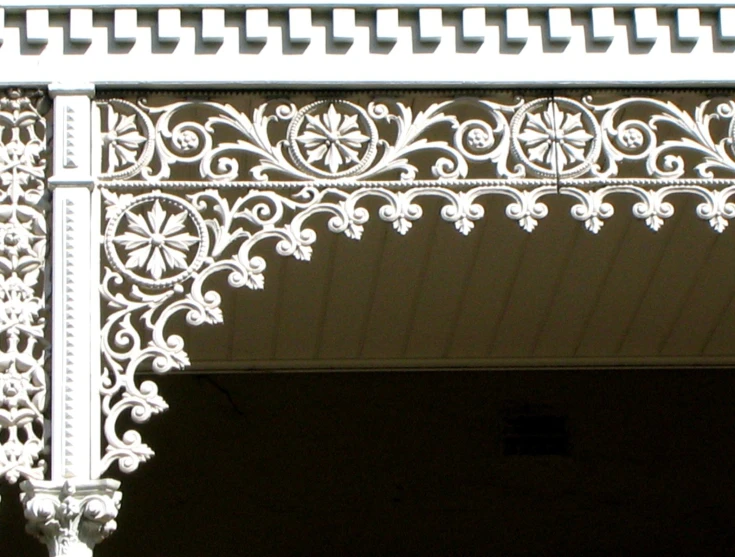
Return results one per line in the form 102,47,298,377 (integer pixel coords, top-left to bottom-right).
95,90,735,474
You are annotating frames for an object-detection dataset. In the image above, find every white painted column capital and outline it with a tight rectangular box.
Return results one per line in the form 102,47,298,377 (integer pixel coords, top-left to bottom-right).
21,479,122,557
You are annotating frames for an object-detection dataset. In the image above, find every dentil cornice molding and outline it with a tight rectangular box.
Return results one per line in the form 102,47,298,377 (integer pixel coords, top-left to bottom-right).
0,3,734,85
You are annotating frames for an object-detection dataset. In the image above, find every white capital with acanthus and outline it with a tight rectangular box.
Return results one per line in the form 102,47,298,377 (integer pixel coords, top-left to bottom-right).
21,479,122,557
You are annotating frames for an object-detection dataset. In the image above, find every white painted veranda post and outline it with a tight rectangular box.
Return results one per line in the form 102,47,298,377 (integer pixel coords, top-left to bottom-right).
20,84,121,557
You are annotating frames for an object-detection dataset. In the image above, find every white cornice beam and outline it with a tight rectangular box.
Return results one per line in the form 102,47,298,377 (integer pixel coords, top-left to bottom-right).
6,1,735,8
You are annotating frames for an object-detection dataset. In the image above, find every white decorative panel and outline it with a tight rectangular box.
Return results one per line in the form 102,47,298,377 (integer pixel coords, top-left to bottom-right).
0,90,48,483
93,90,735,471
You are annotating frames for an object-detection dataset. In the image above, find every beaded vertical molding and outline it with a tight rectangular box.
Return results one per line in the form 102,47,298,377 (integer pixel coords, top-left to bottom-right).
96,91,735,474
0,89,48,484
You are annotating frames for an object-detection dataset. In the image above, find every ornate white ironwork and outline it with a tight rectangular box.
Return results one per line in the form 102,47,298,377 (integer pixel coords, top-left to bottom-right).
0,89,48,484
97,91,735,473
21,479,122,557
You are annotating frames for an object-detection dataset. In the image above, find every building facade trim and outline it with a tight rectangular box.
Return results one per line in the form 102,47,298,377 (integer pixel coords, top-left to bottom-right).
0,4,735,86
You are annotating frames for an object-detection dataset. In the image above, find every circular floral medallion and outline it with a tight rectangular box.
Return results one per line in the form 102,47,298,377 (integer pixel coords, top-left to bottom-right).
105,193,209,289
511,98,601,179
98,99,155,181
287,100,378,178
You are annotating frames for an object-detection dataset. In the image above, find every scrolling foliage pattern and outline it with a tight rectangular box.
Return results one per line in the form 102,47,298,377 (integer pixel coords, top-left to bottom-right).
97,91,735,473
0,90,48,483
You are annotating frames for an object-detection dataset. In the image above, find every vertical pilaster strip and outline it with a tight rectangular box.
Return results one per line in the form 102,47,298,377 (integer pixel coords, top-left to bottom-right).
48,84,96,483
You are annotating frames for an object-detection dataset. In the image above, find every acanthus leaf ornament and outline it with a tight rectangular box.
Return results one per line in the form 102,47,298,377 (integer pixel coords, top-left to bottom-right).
21,479,122,557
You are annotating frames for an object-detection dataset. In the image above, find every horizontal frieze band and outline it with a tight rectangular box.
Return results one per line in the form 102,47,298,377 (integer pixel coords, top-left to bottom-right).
2,5,733,45
96,178,735,190
6,1,735,9
95,91,735,184
1,6,735,85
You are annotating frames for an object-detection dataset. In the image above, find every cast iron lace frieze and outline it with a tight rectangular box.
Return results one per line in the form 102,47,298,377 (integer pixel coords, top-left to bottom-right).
0,90,48,483
96,91,735,473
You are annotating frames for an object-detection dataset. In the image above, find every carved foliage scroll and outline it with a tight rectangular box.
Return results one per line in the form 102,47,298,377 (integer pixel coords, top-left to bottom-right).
0,90,48,483
98,92,735,234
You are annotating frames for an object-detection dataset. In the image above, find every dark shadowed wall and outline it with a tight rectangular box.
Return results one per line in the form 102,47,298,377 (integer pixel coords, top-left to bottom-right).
4,368,735,556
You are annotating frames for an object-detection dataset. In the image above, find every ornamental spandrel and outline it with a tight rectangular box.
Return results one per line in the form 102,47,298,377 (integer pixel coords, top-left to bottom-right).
94,90,735,474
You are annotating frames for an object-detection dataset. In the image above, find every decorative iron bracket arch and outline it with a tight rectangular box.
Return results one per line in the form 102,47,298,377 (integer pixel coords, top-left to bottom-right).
94,90,735,474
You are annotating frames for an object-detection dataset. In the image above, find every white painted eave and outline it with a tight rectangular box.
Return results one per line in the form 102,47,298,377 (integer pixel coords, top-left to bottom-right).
0,3,734,87
5,1,735,9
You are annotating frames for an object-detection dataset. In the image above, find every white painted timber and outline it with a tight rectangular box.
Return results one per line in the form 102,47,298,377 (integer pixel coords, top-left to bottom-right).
0,5,733,85
419,8,442,43
114,8,137,43
376,8,399,42
69,8,93,43
289,8,312,43
201,8,225,43
462,7,485,42
591,6,615,41
676,8,700,42
6,0,735,7
48,83,96,481
26,9,49,44
332,8,355,43
548,7,572,42
633,7,658,43
157,7,181,42
721,7,735,41
506,7,529,43
245,8,268,42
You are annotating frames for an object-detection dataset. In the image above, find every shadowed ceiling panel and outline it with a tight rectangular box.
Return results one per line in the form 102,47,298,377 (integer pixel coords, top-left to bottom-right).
183,194,735,370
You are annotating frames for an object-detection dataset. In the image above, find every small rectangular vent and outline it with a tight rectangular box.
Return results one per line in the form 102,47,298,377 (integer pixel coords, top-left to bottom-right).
502,407,569,456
